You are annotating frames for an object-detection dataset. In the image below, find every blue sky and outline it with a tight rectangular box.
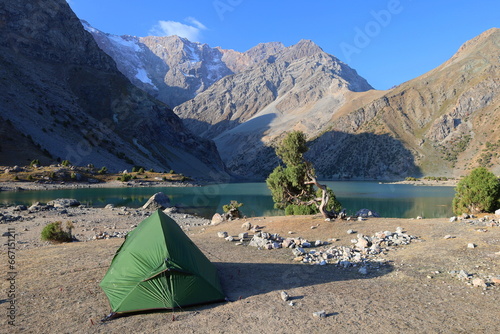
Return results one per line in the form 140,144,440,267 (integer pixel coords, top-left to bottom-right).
68,0,499,90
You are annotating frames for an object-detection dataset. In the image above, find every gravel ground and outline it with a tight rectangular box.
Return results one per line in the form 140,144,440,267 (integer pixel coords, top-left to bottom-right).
1,203,499,333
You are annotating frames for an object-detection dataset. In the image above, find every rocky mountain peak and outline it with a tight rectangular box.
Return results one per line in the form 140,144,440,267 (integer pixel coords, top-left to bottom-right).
443,27,499,67
244,42,285,61
276,39,325,61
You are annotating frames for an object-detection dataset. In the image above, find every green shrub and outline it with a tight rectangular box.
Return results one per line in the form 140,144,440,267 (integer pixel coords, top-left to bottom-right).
285,204,316,215
61,160,71,167
222,200,243,213
169,170,175,174
41,221,73,243
452,167,500,215
27,175,34,181
30,159,40,167
98,166,108,175
118,174,132,182
138,167,145,174
222,200,244,218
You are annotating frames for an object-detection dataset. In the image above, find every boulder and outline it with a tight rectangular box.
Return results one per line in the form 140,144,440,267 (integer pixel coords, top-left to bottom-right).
248,235,268,248
217,231,228,238
355,238,370,249
141,192,170,210
47,198,80,208
211,213,224,225
241,221,252,230
472,278,486,288
355,208,380,218
280,291,289,302
495,208,500,217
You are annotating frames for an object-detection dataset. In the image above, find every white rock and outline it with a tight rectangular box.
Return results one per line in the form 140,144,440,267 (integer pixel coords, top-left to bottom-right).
217,231,228,238
280,291,289,302
312,310,326,318
241,221,252,230
467,243,476,249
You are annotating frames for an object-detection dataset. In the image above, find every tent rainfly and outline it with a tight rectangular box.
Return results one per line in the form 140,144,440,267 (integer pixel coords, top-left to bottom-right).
100,209,226,316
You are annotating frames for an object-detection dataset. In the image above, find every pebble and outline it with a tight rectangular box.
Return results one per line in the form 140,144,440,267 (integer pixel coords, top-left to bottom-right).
217,231,228,238
347,229,356,234
241,221,252,230
472,278,487,288
313,310,326,319
280,291,289,302
467,243,476,249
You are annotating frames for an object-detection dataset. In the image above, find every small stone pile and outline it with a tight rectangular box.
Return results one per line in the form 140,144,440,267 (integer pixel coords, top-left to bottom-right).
292,227,417,268
247,231,326,250
294,227,417,266
0,212,23,223
219,226,418,269
92,231,128,240
451,214,499,227
449,269,500,289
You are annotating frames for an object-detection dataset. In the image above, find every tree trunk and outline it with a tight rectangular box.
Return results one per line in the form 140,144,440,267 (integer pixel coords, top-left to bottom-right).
306,176,337,219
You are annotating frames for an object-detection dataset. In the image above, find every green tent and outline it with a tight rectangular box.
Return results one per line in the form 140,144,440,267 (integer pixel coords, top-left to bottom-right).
100,210,225,315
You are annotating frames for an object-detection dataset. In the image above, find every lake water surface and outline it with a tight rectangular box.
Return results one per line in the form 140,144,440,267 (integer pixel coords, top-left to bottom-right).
0,182,456,219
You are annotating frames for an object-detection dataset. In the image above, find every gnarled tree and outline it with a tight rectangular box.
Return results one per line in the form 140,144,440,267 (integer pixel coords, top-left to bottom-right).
266,131,342,219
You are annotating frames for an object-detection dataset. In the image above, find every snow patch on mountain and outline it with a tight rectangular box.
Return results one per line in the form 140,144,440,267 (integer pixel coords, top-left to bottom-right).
135,68,156,88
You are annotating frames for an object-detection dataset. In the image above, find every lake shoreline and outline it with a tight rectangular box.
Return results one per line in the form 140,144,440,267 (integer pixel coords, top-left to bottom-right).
0,179,199,192
0,178,459,193
0,180,457,219
384,179,458,187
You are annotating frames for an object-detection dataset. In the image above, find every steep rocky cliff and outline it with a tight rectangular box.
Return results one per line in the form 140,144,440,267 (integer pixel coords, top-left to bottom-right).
309,28,500,179
174,39,374,179
0,0,227,180
84,24,285,108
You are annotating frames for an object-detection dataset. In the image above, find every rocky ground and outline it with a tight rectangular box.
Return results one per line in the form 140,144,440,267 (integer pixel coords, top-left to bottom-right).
1,198,499,333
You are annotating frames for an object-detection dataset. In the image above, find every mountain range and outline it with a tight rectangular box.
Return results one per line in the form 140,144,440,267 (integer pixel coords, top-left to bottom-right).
1,0,499,181
87,21,499,180
0,0,227,180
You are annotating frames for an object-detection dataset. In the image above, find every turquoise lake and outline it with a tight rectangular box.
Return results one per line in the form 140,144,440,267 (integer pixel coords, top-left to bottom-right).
0,182,456,219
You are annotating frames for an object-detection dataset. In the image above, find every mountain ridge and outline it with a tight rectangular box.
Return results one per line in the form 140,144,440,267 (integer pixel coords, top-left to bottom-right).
77,20,500,180
0,0,228,180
